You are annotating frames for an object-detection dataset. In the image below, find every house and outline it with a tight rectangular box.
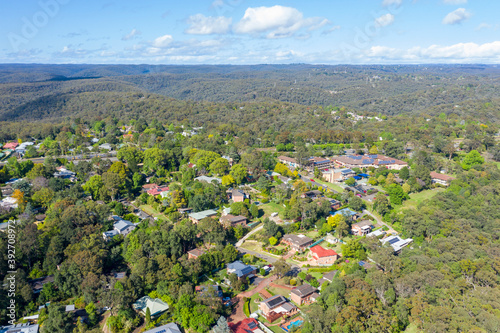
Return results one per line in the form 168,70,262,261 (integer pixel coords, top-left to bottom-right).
331,208,359,221
367,229,386,238
187,248,206,259
281,234,314,252
147,186,169,196
259,295,297,322
332,154,407,170
0,323,39,333
381,235,413,254
99,143,112,150
318,270,338,286
290,284,318,305
178,208,193,214
351,220,374,236
143,323,181,333
0,197,18,210
430,171,455,186
278,155,299,169
102,217,136,241
227,261,257,280
194,175,221,184
195,285,223,299
219,214,247,227
310,245,338,265
29,275,54,294
228,189,248,202
322,168,356,183
300,190,323,200
307,157,333,171
228,318,262,333
188,209,218,223
358,261,376,271
133,296,169,318
53,167,77,181
327,198,342,210
142,183,158,191
2,142,19,150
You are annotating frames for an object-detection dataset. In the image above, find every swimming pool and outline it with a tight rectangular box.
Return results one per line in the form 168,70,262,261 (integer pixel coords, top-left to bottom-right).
282,319,304,332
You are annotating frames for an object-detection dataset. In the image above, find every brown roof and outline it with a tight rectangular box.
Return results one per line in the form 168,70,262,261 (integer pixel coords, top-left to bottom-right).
291,284,317,297
278,156,298,164
430,171,455,182
283,234,314,247
220,214,247,223
188,248,205,257
352,220,374,229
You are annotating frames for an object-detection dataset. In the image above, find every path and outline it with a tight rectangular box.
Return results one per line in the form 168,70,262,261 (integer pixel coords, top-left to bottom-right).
236,224,263,247
362,209,397,234
228,275,277,323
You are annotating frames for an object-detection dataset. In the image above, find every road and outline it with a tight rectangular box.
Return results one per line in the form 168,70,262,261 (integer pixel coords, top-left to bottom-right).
236,224,263,247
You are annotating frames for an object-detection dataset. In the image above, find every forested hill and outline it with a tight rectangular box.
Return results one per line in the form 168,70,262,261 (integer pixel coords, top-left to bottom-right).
1,64,500,122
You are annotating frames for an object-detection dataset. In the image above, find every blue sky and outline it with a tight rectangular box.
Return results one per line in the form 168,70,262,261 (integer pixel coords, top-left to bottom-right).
1,0,499,64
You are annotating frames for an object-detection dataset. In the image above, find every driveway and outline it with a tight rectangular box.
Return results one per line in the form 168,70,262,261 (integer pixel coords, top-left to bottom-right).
362,209,397,234
228,275,277,323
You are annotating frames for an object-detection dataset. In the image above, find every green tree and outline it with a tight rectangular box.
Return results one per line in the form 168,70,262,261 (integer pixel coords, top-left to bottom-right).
221,174,235,186
399,166,410,180
222,244,239,263
145,307,151,325
345,178,356,186
269,237,278,246
387,184,408,205
209,157,230,176
348,196,365,211
85,302,98,327
41,305,74,333
83,175,103,200
336,217,349,238
462,150,484,170
230,164,248,184
374,193,390,215
249,204,259,218
369,145,378,154
32,187,55,208
273,258,291,278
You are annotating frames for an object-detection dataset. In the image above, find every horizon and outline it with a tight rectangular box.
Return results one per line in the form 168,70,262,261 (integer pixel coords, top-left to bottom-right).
2,0,500,65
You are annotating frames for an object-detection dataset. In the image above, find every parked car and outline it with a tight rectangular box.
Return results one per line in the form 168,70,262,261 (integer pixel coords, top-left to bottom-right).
310,179,315,182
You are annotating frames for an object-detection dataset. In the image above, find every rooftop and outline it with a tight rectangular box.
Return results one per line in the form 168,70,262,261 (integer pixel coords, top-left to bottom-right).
310,245,338,258
133,296,170,317
188,209,218,221
282,234,314,247
291,284,317,297
143,323,181,333
430,171,455,182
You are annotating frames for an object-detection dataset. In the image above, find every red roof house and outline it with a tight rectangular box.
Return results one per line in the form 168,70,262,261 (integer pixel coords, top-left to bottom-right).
310,245,338,265
3,142,19,150
147,186,169,196
228,318,260,333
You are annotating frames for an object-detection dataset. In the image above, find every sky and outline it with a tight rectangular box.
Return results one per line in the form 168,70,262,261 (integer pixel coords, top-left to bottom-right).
1,0,500,65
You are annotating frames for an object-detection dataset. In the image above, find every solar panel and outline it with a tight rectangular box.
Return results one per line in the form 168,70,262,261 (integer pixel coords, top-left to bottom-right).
369,155,378,158
248,322,257,329
388,237,400,245
266,296,285,308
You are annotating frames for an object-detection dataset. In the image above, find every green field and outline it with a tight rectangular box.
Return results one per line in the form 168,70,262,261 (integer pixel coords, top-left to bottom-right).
249,293,262,314
259,202,286,218
268,286,291,298
139,204,168,220
393,188,444,213
311,177,344,193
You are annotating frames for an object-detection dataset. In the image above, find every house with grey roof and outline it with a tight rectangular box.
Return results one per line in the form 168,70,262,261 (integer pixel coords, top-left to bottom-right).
188,209,218,223
0,323,39,333
133,296,170,318
227,260,257,280
103,217,136,241
259,295,297,322
290,283,318,305
194,175,221,184
381,235,413,254
143,323,181,333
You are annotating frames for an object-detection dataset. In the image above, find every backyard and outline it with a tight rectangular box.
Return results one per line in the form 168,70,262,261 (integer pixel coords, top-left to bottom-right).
393,188,445,214
139,204,168,220
259,202,286,219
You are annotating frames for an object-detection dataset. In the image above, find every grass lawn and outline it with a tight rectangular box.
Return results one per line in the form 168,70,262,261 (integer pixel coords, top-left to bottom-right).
393,188,444,214
268,286,291,298
240,241,280,259
304,230,320,239
249,293,262,314
309,272,323,280
259,202,286,218
139,205,168,220
312,177,344,193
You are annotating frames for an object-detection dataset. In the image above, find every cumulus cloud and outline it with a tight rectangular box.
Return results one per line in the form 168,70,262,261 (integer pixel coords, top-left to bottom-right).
382,0,402,7
152,34,173,48
234,5,328,38
443,0,467,4
375,13,395,27
475,23,491,31
122,29,142,41
442,8,471,25
185,14,232,34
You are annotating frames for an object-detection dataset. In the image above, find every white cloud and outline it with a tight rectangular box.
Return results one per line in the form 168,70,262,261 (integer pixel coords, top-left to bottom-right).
364,41,500,62
322,25,341,35
443,0,467,4
382,0,402,7
122,29,142,41
475,23,491,31
442,8,471,25
152,34,173,48
375,13,395,27
185,14,232,34
234,5,327,38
